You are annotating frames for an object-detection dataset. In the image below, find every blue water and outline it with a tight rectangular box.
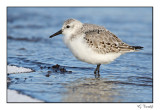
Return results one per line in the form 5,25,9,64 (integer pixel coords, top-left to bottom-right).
7,7,152,102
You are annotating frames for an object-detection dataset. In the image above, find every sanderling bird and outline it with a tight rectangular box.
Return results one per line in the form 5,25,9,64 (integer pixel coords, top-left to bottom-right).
50,19,143,76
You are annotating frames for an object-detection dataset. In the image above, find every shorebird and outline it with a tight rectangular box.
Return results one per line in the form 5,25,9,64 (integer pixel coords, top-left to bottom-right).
50,19,143,76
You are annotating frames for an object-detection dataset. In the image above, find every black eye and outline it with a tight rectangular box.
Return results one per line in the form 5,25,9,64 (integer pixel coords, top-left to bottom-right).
66,25,70,28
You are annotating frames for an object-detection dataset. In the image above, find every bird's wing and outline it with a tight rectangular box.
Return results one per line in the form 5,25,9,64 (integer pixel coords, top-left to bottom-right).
82,24,135,54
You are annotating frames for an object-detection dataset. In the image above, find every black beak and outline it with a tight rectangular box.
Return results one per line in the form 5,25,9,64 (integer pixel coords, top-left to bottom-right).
49,30,62,38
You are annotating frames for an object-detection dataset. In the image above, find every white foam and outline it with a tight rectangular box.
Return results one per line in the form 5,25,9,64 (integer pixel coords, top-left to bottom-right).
7,65,33,74
8,89,43,102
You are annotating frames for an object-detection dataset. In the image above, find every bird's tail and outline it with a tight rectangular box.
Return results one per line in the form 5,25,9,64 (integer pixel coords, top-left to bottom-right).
132,46,144,50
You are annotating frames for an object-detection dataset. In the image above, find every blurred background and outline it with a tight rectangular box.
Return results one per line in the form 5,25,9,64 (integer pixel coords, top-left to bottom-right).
7,7,152,102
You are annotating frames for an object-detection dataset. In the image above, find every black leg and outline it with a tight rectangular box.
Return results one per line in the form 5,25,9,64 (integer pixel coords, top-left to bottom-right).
94,65,98,74
97,64,101,76
94,64,101,76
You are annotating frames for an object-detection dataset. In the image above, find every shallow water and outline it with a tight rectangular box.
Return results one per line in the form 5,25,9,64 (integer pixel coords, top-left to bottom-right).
7,7,152,102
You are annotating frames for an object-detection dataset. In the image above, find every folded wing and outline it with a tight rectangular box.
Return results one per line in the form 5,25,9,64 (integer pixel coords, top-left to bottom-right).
82,23,137,54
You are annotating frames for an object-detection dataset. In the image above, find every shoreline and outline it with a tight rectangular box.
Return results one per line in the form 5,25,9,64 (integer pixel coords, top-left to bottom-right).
7,89,43,102
7,65,43,102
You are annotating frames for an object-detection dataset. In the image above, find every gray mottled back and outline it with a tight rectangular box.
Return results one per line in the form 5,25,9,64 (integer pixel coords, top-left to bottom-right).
82,23,136,54
82,23,106,32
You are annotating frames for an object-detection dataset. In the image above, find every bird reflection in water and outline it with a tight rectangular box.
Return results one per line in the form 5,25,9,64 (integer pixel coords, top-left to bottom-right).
63,77,122,102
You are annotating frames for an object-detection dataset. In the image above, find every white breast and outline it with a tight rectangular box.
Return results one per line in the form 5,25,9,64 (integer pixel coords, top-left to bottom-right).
63,35,121,65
